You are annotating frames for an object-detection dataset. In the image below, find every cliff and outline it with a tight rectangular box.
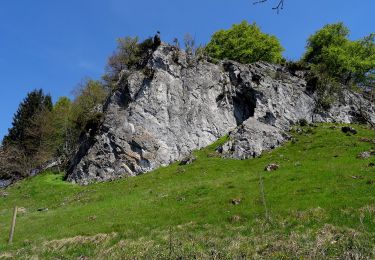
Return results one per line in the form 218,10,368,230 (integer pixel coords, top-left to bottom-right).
66,43,375,184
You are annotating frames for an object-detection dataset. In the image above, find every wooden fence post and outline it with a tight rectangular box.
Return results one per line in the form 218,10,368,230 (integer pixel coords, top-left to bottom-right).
8,206,17,244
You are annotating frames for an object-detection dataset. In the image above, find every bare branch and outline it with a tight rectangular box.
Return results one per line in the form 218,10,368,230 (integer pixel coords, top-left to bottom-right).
253,0,268,4
253,0,285,13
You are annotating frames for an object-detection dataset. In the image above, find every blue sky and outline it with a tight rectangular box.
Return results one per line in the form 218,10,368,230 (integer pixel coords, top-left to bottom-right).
1,0,374,140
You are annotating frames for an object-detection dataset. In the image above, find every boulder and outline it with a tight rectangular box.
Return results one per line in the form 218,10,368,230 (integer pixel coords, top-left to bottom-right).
231,198,242,205
357,150,375,159
179,155,196,165
341,126,357,135
265,163,280,172
0,179,12,189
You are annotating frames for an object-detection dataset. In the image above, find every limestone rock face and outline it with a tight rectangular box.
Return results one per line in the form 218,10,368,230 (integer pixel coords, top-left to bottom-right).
66,44,375,184
219,118,287,160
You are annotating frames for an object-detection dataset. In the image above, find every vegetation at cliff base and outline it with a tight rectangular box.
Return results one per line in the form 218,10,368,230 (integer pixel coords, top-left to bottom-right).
0,80,108,181
0,124,374,258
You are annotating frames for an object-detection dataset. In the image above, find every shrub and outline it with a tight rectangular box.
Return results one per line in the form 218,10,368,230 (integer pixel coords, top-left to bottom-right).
71,79,107,134
306,67,342,111
298,119,308,127
104,36,156,85
205,21,284,64
284,60,310,75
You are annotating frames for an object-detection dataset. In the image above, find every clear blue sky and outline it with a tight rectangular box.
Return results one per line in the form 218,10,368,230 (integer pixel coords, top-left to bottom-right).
1,0,374,140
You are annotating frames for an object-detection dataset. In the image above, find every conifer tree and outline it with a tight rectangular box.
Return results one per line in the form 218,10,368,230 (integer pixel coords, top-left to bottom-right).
3,89,52,148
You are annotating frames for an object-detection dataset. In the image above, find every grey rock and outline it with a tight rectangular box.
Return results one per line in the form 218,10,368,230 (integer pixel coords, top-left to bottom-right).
0,179,12,189
265,163,280,172
30,158,63,177
17,207,27,214
220,119,286,159
357,151,375,159
179,155,196,165
66,43,375,185
231,198,242,205
230,215,241,222
0,191,8,197
359,137,375,144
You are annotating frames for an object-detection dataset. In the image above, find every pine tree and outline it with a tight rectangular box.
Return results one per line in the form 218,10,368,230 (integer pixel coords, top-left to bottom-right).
2,89,53,150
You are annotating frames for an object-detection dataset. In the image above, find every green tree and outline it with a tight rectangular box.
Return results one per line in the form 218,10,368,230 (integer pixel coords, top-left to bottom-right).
3,89,52,148
205,21,284,64
0,144,29,179
106,36,139,81
50,97,74,155
1,89,53,178
303,23,375,85
23,107,56,164
71,79,107,136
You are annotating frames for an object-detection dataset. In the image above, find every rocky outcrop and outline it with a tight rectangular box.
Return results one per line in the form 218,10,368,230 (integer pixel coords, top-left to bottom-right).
218,118,287,160
66,43,375,185
216,61,375,159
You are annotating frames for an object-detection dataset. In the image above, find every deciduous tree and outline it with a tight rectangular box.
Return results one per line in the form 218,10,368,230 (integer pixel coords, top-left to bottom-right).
205,21,284,64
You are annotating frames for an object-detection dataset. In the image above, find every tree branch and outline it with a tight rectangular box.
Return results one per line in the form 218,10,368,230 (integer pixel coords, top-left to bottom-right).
253,0,285,13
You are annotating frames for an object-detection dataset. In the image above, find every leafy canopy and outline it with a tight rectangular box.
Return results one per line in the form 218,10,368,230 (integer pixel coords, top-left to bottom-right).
71,79,107,133
205,21,284,64
303,23,375,85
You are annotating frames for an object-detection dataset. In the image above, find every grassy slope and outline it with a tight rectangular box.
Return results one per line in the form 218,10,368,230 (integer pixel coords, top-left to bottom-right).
0,124,374,259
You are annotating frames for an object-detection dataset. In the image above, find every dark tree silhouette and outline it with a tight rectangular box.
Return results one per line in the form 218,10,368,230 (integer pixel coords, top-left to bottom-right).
3,89,52,147
253,0,284,13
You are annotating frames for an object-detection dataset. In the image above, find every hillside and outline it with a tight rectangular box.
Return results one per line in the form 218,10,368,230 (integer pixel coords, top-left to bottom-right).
67,43,375,185
0,123,374,259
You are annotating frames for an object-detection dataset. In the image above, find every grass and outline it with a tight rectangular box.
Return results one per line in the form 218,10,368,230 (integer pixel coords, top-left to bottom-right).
0,123,374,259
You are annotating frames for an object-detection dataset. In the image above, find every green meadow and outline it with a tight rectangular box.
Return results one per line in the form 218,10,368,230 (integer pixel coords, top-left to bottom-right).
0,124,374,259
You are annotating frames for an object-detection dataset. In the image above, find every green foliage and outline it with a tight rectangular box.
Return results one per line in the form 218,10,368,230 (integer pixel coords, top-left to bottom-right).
303,23,375,86
306,66,342,111
0,80,108,180
304,23,349,64
284,60,310,74
71,79,107,135
205,21,284,64
23,107,56,162
50,97,74,155
302,23,375,110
